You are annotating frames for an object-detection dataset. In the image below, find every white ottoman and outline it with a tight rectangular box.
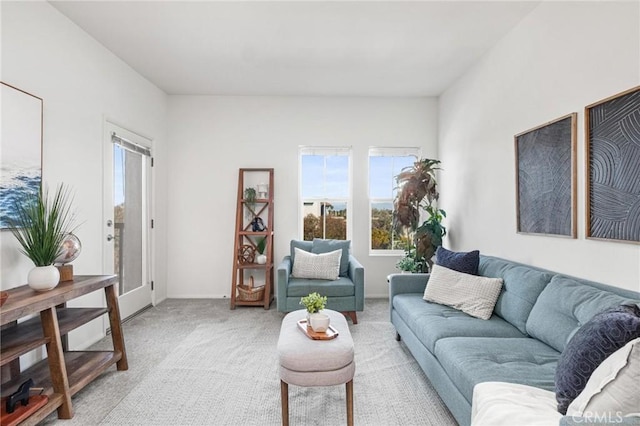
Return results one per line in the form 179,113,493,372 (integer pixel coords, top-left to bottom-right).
277,309,355,426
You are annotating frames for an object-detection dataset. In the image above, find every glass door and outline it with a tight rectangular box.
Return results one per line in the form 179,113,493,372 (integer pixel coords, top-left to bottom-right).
104,122,152,320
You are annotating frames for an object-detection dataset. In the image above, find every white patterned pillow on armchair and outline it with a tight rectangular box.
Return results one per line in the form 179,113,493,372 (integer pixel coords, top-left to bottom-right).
291,248,341,280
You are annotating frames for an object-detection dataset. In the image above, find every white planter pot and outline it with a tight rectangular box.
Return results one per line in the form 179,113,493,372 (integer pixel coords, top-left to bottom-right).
256,254,267,265
28,265,60,291
309,312,330,333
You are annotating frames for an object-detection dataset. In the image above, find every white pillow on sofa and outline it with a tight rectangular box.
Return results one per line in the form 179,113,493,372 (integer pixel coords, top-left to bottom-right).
424,264,503,320
471,381,561,426
291,247,341,280
567,337,640,417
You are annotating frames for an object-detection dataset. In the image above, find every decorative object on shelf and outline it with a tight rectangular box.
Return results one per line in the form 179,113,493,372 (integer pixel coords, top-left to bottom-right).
0,82,43,229
0,291,8,307
251,217,266,232
257,182,268,199
585,86,640,244
238,244,255,264
9,184,78,291
54,233,82,282
393,158,446,272
243,187,256,219
515,113,577,238
255,237,267,264
237,276,265,302
1,378,48,425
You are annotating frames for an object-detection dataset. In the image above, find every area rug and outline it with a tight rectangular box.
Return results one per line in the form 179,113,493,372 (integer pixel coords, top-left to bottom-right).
100,314,456,425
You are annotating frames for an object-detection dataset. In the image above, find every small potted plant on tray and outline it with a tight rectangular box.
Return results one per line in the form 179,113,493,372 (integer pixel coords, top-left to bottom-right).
300,292,330,332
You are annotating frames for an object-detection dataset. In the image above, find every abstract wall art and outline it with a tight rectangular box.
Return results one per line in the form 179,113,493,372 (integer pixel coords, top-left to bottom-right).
515,113,577,237
1,82,43,229
586,86,640,244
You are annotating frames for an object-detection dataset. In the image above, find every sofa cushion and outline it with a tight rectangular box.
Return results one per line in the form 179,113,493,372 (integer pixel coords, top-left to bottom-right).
526,276,639,353
435,247,480,275
286,276,354,298
435,337,560,403
567,337,640,418
312,238,350,277
291,248,341,280
392,293,525,352
555,304,640,414
424,264,503,320
479,256,553,335
290,240,313,265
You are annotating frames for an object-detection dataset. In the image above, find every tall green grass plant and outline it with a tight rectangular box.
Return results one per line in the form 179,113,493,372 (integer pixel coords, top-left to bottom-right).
10,184,77,266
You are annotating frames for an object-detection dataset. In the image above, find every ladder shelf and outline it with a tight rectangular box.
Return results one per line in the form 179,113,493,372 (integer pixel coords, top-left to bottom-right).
230,168,275,309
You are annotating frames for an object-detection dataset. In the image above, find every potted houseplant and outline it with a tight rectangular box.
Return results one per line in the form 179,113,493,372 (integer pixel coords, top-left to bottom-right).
300,292,330,331
393,158,446,272
9,184,78,290
255,237,267,264
395,248,423,273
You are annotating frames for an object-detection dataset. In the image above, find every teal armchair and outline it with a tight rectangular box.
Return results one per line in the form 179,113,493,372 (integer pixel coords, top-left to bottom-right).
276,239,364,324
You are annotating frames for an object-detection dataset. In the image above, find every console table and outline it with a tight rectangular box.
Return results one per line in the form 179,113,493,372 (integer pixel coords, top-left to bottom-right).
0,275,128,424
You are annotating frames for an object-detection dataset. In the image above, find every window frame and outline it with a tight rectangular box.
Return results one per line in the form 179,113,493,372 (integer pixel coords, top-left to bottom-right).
368,147,421,256
298,146,353,241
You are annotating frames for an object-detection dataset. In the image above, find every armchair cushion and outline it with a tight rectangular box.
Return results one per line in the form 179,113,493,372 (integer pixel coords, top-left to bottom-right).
290,240,313,265
287,276,355,297
312,238,351,277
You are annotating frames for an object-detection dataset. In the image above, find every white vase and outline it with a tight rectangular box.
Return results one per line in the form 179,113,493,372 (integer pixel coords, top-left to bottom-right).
309,312,330,333
256,254,267,264
28,265,60,291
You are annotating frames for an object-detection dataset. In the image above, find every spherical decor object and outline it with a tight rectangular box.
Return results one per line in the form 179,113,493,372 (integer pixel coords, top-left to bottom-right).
55,233,82,264
238,244,255,264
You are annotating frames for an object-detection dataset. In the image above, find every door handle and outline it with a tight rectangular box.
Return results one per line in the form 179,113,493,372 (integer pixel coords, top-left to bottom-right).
107,234,114,242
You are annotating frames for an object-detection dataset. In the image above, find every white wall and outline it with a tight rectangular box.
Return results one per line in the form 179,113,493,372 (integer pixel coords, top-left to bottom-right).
1,1,168,350
167,96,438,298
439,1,640,292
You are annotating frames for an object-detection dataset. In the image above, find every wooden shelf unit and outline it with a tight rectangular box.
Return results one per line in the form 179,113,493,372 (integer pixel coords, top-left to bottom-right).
230,168,275,310
0,275,128,423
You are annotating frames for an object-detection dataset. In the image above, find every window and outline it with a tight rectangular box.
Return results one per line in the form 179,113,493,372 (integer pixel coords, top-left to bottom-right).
300,147,351,241
369,147,420,253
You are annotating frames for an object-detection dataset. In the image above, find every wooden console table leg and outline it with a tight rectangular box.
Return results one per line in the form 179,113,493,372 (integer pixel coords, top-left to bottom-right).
104,284,128,371
40,307,73,419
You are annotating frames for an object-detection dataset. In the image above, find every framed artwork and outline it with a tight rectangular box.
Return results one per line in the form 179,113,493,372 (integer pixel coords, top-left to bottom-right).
515,113,577,237
0,82,43,229
585,86,640,244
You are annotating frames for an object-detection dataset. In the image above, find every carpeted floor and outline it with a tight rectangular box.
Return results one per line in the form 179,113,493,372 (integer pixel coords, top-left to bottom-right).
42,298,456,425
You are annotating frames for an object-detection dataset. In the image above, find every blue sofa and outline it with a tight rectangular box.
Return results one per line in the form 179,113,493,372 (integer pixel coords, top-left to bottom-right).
389,255,640,426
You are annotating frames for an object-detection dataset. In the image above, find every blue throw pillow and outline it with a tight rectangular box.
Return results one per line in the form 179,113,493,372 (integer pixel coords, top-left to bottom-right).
312,239,350,277
555,304,640,414
435,247,480,275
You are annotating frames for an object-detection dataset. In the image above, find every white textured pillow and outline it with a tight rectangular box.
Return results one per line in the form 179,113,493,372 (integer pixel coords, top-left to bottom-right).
567,337,640,417
291,248,341,280
424,264,503,320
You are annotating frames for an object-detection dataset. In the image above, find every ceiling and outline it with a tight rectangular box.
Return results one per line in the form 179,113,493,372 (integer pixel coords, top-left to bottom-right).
50,1,540,97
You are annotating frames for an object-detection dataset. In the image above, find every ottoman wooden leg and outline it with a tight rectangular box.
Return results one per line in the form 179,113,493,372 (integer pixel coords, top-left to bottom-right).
346,380,354,426
281,380,289,426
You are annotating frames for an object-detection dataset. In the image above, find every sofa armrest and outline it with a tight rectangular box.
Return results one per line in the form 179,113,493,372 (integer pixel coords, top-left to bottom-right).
276,256,292,312
389,273,430,298
348,254,365,311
